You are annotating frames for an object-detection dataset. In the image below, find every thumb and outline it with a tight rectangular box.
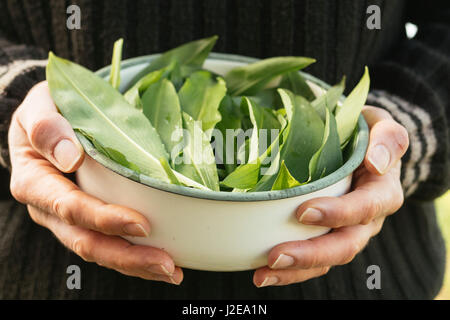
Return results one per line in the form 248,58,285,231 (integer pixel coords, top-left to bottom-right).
362,106,409,175
17,81,84,173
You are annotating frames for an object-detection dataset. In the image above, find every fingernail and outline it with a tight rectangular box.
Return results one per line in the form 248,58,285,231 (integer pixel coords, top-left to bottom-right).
123,223,150,237
53,139,82,171
368,144,391,174
258,276,279,288
271,254,295,269
148,264,172,276
299,208,323,224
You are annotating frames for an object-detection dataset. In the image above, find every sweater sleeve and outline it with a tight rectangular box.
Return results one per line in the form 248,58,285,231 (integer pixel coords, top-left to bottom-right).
0,35,47,170
366,1,450,201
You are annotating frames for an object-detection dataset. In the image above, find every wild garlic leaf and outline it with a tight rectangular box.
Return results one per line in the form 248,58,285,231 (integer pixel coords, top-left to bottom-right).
178,70,226,136
248,100,281,156
109,38,123,90
169,61,184,91
224,56,316,96
335,67,370,145
47,53,208,190
222,116,287,190
78,129,142,174
174,112,220,191
271,161,303,191
236,97,260,164
279,71,316,101
248,88,279,109
141,78,183,161
311,76,345,120
123,69,164,109
251,89,324,191
221,158,260,190
215,95,242,175
308,108,343,182
126,35,218,90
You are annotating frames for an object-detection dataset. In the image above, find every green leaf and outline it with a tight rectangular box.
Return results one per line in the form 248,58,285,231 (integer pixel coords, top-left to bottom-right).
169,61,184,91
251,89,324,191
160,157,181,185
78,129,141,174
224,56,316,96
311,76,345,120
222,115,287,190
335,67,370,144
279,71,316,101
247,99,281,155
236,97,259,165
308,108,343,181
221,158,261,190
123,69,164,109
47,52,208,191
342,125,359,162
215,95,243,174
109,38,123,90
141,78,183,160
247,88,280,109
126,36,218,90
271,161,303,190
178,70,226,136
174,112,220,191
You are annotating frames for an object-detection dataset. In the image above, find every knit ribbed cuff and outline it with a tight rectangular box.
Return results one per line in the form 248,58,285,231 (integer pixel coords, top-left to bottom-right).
367,89,447,199
0,39,47,169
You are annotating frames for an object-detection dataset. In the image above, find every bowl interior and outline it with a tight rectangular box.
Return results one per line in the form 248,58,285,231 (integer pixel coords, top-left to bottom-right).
76,52,369,202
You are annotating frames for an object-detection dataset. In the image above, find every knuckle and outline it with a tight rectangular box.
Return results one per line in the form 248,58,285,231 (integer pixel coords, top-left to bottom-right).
300,241,320,268
394,125,410,154
390,189,404,214
333,199,351,227
31,81,49,92
92,207,111,232
320,266,330,276
361,195,382,224
376,108,393,120
341,243,360,265
27,205,43,225
52,193,75,225
9,174,27,203
72,237,94,262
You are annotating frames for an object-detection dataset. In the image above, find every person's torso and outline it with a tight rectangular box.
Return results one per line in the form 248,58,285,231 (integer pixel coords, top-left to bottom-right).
0,0,407,91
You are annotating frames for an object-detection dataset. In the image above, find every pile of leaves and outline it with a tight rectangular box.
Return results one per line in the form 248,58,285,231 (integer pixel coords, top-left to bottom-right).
46,36,369,193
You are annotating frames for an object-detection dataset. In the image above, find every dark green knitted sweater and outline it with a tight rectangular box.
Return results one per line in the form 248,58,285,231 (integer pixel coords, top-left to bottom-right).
0,0,448,299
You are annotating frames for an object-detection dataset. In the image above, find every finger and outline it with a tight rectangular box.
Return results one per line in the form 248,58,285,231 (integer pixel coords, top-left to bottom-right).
267,218,384,270
297,162,403,227
254,266,329,287
16,81,84,173
362,106,409,175
10,158,151,237
28,205,182,284
115,267,183,285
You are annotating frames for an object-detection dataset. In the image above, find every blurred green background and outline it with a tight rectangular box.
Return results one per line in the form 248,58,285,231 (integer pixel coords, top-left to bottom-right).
436,191,450,299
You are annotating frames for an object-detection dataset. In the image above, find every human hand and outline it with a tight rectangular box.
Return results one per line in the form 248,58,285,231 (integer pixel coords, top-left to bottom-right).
254,105,409,287
8,81,183,285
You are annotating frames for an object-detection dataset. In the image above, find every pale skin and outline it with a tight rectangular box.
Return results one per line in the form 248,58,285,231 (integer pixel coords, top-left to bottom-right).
8,81,409,287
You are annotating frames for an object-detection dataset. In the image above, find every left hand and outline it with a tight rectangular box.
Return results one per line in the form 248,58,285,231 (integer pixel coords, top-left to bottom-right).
254,105,409,287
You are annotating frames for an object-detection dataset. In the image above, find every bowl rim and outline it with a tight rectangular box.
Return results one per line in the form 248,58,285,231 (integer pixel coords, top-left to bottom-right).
78,52,369,202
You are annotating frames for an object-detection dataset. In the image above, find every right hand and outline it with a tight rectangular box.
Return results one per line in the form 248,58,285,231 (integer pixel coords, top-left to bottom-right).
8,81,183,285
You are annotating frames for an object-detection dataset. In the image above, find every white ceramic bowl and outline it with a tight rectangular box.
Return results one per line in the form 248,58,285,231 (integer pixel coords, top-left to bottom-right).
75,53,369,272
